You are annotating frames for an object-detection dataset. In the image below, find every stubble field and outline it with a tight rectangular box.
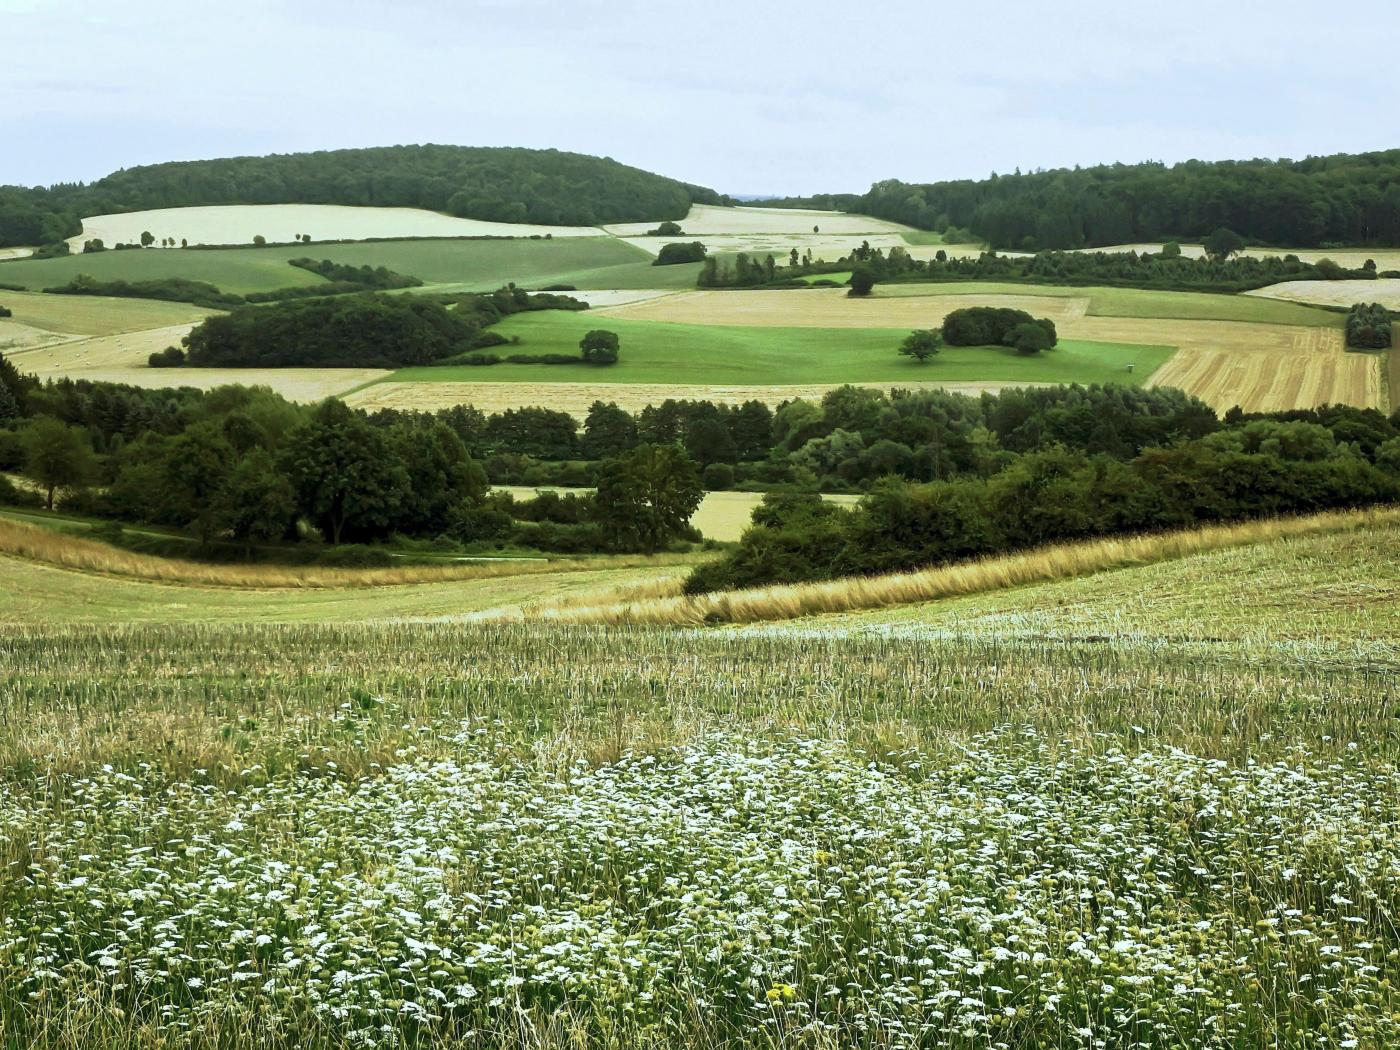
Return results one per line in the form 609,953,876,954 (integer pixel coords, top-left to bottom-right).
0,511,1397,1048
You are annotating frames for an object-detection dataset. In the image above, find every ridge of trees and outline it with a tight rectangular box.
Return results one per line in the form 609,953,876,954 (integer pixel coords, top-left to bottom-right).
754,150,1400,249
0,144,728,248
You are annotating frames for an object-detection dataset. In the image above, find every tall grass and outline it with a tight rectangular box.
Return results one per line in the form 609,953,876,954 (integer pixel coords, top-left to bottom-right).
496,506,1400,626
0,518,699,590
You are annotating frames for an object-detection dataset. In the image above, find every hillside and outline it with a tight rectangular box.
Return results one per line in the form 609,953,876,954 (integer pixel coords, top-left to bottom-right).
763,149,1400,250
0,144,727,247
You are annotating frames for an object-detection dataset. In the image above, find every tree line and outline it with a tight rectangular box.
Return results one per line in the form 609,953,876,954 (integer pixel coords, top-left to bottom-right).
0,144,728,249
0,367,704,557
688,414,1400,592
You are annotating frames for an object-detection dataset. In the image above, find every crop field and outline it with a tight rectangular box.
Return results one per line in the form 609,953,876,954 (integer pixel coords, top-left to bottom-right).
1,511,1398,1048
0,288,214,337
1249,277,1400,309
69,204,603,250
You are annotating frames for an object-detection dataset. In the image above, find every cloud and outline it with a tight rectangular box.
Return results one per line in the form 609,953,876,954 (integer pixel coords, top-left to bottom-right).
1,0,1397,193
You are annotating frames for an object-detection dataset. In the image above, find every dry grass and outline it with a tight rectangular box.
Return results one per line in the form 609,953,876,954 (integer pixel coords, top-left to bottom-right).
69,204,601,250
0,518,697,591
482,507,1400,626
345,379,1049,416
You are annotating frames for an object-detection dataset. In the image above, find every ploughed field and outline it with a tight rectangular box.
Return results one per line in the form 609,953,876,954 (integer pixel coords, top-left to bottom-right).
0,514,1398,1048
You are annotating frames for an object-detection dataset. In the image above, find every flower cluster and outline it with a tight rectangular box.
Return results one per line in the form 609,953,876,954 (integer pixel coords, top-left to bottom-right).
2,726,1397,1047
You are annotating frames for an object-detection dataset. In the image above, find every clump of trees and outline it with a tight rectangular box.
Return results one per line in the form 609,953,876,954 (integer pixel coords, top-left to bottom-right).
647,221,684,236
941,307,1057,351
1345,303,1394,349
653,242,708,266
45,275,245,310
580,330,620,365
180,286,587,368
0,305,11,318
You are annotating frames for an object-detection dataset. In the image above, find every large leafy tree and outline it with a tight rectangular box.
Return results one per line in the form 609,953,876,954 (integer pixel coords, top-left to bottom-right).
158,421,234,542
898,329,943,363
388,419,488,535
594,443,703,553
217,447,297,549
282,400,410,544
19,417,96,510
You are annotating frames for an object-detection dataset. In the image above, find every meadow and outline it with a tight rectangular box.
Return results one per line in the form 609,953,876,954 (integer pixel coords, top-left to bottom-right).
390,310,1171,386
0,509,1397,1048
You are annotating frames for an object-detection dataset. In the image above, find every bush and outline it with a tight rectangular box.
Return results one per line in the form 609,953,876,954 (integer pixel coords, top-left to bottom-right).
148,346,186,368
0,305,11,318
653,241,707,266
703,463,735,490
313,544,395,568
647,221,684,237
1008,321,1055,354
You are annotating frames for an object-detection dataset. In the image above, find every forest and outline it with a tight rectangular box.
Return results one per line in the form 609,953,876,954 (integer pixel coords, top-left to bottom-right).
0,144,727,248
762,150,1400,249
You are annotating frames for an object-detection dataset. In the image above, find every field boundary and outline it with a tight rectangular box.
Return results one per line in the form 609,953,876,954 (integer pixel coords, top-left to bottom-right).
477,507,1400,626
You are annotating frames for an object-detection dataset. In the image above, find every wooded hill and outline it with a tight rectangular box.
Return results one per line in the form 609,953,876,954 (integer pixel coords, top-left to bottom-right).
760,150,1400,250
0,144,727,248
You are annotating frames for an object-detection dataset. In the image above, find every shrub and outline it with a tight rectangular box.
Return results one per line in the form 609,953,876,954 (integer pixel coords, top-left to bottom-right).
703,463,735,490
0,305,10,318
1009,321,1055,354
147,346,186,368
313,544,394,568
653,241,707,266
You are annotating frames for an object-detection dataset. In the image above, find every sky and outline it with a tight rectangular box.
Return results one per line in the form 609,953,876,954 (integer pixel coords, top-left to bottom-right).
3,0,1398,196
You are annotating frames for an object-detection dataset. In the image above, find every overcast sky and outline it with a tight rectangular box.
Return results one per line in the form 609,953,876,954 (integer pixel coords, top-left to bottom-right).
3,0,1397,196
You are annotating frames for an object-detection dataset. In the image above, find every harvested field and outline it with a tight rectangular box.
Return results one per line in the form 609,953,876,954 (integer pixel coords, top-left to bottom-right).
346,379,1052,416
0,248,33,261
602,203,910,237
8,322,210,371
1248,278,1400,309
1145,339,1383,413
68,204,601,250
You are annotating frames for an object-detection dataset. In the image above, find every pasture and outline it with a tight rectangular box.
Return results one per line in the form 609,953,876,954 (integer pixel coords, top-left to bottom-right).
389,310,1170,386
0,509,1397,1048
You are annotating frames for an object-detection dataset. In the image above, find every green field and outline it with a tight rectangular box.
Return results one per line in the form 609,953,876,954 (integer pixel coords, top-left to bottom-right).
0,287,214,335
390,310,1172,385
878,280,1346,326
1,517,1398,1047
0,237,696,296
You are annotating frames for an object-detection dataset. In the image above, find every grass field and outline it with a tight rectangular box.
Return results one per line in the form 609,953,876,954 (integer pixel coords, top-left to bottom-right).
1,509,1398,1047
388,310,1169,386
0,237,684,295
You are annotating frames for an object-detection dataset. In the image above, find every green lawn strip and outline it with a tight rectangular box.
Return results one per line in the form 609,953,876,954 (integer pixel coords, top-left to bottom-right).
387,311,1170,386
